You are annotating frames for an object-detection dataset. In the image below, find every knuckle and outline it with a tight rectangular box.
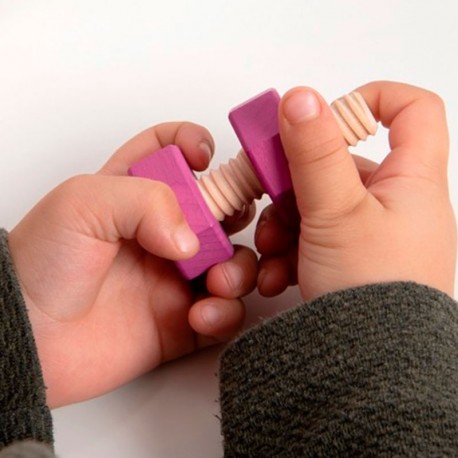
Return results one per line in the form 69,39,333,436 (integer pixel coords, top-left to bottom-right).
422,90,446,114
59,174,92,191
143,180,179,210
175,121,197,140
299,134,347,167
152,180,175,199
52,174,93,205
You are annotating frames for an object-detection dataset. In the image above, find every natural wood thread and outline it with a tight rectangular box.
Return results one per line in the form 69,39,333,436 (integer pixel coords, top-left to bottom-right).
330,91,377,146
198,91,377,221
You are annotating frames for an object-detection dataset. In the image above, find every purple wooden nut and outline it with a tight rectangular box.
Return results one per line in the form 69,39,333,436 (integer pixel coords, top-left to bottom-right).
229,89,299,226
128,145,234,279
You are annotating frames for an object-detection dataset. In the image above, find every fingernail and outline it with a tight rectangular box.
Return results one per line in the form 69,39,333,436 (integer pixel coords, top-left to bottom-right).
199,141,213,163
283,89,321,124
257,268,268,290
173,224,199,254
201,303,222,327
222,262,243,292
254,211,271,242
237,204,248,219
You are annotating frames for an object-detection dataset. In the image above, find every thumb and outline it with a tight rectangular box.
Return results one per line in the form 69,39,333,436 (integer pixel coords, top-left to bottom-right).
279,87,366,218
51,174,200,260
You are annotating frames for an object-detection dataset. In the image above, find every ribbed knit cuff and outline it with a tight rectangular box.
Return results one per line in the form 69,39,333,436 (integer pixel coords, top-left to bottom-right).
0,229,53,449
219,282,458,457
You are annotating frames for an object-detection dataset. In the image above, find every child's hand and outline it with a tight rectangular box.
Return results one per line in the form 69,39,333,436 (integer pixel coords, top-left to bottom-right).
8,122,257,408
255,81,457,300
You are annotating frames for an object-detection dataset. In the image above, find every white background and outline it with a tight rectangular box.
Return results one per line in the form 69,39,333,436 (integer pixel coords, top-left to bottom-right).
1,1,457,456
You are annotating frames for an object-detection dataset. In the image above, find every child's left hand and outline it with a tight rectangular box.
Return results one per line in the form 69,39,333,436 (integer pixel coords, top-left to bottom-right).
8,122,257,408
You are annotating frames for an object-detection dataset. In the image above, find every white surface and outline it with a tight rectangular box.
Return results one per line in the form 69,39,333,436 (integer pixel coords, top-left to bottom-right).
1,1,457,456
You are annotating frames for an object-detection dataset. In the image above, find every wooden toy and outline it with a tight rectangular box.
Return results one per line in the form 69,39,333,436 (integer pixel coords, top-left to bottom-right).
227,89,298,225
330,91,377,145
129,89,377,279
128,145,234,279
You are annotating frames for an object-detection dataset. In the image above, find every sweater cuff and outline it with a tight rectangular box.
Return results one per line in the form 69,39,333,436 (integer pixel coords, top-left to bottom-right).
0,229,53,448
219,282,458,456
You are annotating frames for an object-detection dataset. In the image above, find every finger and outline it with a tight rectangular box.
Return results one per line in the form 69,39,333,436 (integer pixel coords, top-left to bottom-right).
352,154,378,185
255,205,296,255
58,174,199,260
279,87,367,218
221,202,257,236
206,245,258,298
99,122,215,175
357,81,449,180
188,297,245,341
257,255,297,297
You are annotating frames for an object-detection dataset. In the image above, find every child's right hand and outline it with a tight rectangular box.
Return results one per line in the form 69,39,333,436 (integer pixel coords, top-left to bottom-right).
255,81,457,300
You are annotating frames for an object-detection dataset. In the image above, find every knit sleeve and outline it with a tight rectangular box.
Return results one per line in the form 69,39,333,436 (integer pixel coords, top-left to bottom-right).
0,229,53,449
219,282,458,456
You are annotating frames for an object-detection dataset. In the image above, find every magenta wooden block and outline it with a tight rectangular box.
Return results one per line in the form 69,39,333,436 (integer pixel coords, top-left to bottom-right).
229,89,299,225
128,145,234,279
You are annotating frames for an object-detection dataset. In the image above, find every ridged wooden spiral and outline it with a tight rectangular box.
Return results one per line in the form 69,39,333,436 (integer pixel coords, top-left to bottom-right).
330,91,377,146
197,150,264,221
198,91,377,221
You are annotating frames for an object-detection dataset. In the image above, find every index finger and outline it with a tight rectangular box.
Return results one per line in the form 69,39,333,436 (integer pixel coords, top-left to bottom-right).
357,81,449,178
98,122,215,176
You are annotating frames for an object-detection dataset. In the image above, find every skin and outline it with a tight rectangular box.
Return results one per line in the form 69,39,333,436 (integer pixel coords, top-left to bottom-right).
8,122,258,408
256,81,457,300
7,81,457,410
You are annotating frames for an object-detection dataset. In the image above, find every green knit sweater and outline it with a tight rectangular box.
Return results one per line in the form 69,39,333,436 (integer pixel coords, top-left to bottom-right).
220,283,458,456
1,228,457,456
0,230,53,456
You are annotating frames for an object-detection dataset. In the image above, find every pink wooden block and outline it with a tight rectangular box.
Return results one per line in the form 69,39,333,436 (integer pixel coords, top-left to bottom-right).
128,145,234,279
229,89,299,226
